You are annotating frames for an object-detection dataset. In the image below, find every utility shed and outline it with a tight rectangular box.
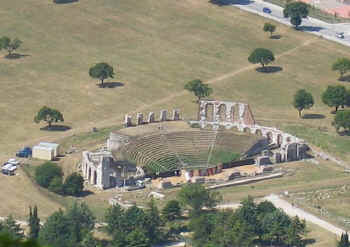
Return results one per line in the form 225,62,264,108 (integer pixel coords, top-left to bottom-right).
38,142,60,157
32,146,54,161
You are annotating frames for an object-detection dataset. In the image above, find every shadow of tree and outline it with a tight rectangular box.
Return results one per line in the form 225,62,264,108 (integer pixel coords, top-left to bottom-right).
5,53,31,59
98,82,124,88
339,75,350,82
299,26,324,32
303,238,316,246
79,190,94,197
209,0,254,5
40,125,71,132
338,130,350,136
270,34,282,39
53,0,78,4
302,113,325,119
256,66,282,73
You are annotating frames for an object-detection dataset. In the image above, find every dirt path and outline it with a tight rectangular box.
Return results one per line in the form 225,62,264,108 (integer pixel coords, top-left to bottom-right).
264,194,345,236
2,38,319,160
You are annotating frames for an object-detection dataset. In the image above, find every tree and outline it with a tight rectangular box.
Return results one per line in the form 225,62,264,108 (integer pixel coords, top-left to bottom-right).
0,36,22,57
145,199,162,244
283,2,309,27
184,79,213,103
338,232,350,247
0,233,43,247
63,173,84,196
248,48,275,70
89,63,114,87
34,106,64,129
80,232,97,247
332,58,350,80
162,200,182,222
322,85,347,112
263,23,276,37
48,176,64,195
35,162,63,188
286,216,306,247
105,204,125,235
28,206,40,240
178,183,221,216
125,229,151,247
293,89,314,118
1,216,24,240
333,110,350,132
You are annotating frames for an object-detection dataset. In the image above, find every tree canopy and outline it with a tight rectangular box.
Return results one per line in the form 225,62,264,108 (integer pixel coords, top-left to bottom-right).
263,23,276,37
248,48,275,69
322,85,347,112
333,110,350,133
0,36,22,57
162,200,182,222
63,173,84,196
184,79,213,102
293,89,314,118
283,2,309,28
332,58,350,80
35,162,63,189
89,62,115,87
34,106,64,129
28,206,40,240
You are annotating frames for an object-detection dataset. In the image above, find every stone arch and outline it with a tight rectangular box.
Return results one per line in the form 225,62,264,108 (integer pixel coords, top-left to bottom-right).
255,129,263,136
266,132,273,143
206,103,214,122
277,134,283,146
93,170,97,185
218,104,226,122
231,104,239,123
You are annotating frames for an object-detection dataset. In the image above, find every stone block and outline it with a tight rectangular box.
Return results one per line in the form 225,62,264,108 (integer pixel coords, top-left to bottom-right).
137,113,143,125
160,110,167,121
148,112,155,123
172,109,180,121
124,115,132,127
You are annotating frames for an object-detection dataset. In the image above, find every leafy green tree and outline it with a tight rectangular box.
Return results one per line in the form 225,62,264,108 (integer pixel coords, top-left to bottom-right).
80,232,97,247
162,200,182,222
35,162,63,188
125,229,151,247
291,15,302,29
332,58,350,80
293,89,314,118
123,206,148,234
283,2,309,27
105,204,125,235
286,216,306,247
28,206,40,240
189,213,217,247
0,233,43,247
261,209,291,245
248,48,275,70
184,79,213,103
145,199,162,244
322,85,347,112
48,176,64,194
34,106,64,129
235,196,258,235
178,183,221,216
333,110,350,132
89,63,115,87
0,36,22,57
338,232,350,247
63,173,84,196
1,216,24,240
263,23,276,37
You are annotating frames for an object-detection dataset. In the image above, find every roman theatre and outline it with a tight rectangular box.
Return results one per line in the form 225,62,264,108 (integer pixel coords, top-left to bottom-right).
81,100,310,189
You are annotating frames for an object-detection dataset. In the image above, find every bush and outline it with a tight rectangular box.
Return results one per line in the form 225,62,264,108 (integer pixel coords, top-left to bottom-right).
63,173,84,196
48,176,64,194
162,200,181,222
35,162,63,188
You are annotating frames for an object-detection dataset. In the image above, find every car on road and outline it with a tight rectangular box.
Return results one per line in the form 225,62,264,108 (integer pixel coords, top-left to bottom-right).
336,32,344,39
263,7,272,14
16,147,32,158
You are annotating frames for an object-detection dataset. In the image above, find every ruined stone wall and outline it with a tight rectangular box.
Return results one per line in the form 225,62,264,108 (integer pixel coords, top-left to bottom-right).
124,109,181,127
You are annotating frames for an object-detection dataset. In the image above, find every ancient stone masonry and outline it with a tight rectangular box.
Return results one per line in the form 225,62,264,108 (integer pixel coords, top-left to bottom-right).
123,109,181,127
192,100,309,163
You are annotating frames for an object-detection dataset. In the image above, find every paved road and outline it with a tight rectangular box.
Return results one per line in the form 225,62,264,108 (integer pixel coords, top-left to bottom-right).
265,194,345,236
230,0,350,47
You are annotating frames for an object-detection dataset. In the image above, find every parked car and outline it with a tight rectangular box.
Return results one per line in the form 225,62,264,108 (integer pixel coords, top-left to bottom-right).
16,147,32,158
7,158,20,166
2,163,16,176
263,7,272,14
336,32,344,39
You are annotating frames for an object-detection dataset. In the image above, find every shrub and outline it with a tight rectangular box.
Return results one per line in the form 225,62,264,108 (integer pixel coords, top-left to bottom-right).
63,173,84,196
48,176,64,195
35,162,63,188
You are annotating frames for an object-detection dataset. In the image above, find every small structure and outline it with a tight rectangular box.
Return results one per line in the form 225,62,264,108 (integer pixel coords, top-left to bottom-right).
148,112,155,123
137,113,144,125
172,109,181,121
32,145,54,161
38,142,60,157
160,110,167,121
124,115,132,127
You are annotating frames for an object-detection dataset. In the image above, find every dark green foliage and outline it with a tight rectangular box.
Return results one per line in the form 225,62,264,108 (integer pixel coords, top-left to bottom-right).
48,176,64,194
35,162,63,188
125,229,151,247
89,62,115,87
145,199,162,244
333,110,350,132
332,58,350,80
338,232,350,247
283,2,309,27
0,36,22,57
162,200,182,222
322,85,347,112
1,216,24,240
178,183,222,216
263,23,276,37
63,172,84,196
293,89,314,118
80,232,97,247
28,206,40,240
0,233,42,247
104,204,125,235
39,203,95,247
248,48,275,68
34,106,64,128
184,79,213,102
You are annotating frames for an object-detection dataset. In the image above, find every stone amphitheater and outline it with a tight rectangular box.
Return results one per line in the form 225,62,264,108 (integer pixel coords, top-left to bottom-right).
81,100,310,189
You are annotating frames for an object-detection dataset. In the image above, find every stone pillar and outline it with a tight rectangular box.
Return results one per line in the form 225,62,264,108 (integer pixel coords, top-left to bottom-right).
137,113,143,125
148,112,155,123
160,110,167,121
199,102,207,121
124,115,132,127
274,152,282,163
214,104,220,122
172,109,180,121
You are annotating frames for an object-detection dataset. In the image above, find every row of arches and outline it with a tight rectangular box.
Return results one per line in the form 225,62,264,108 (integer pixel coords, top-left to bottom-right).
205,103,240,122
242,127,291,146
84,163,98,185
